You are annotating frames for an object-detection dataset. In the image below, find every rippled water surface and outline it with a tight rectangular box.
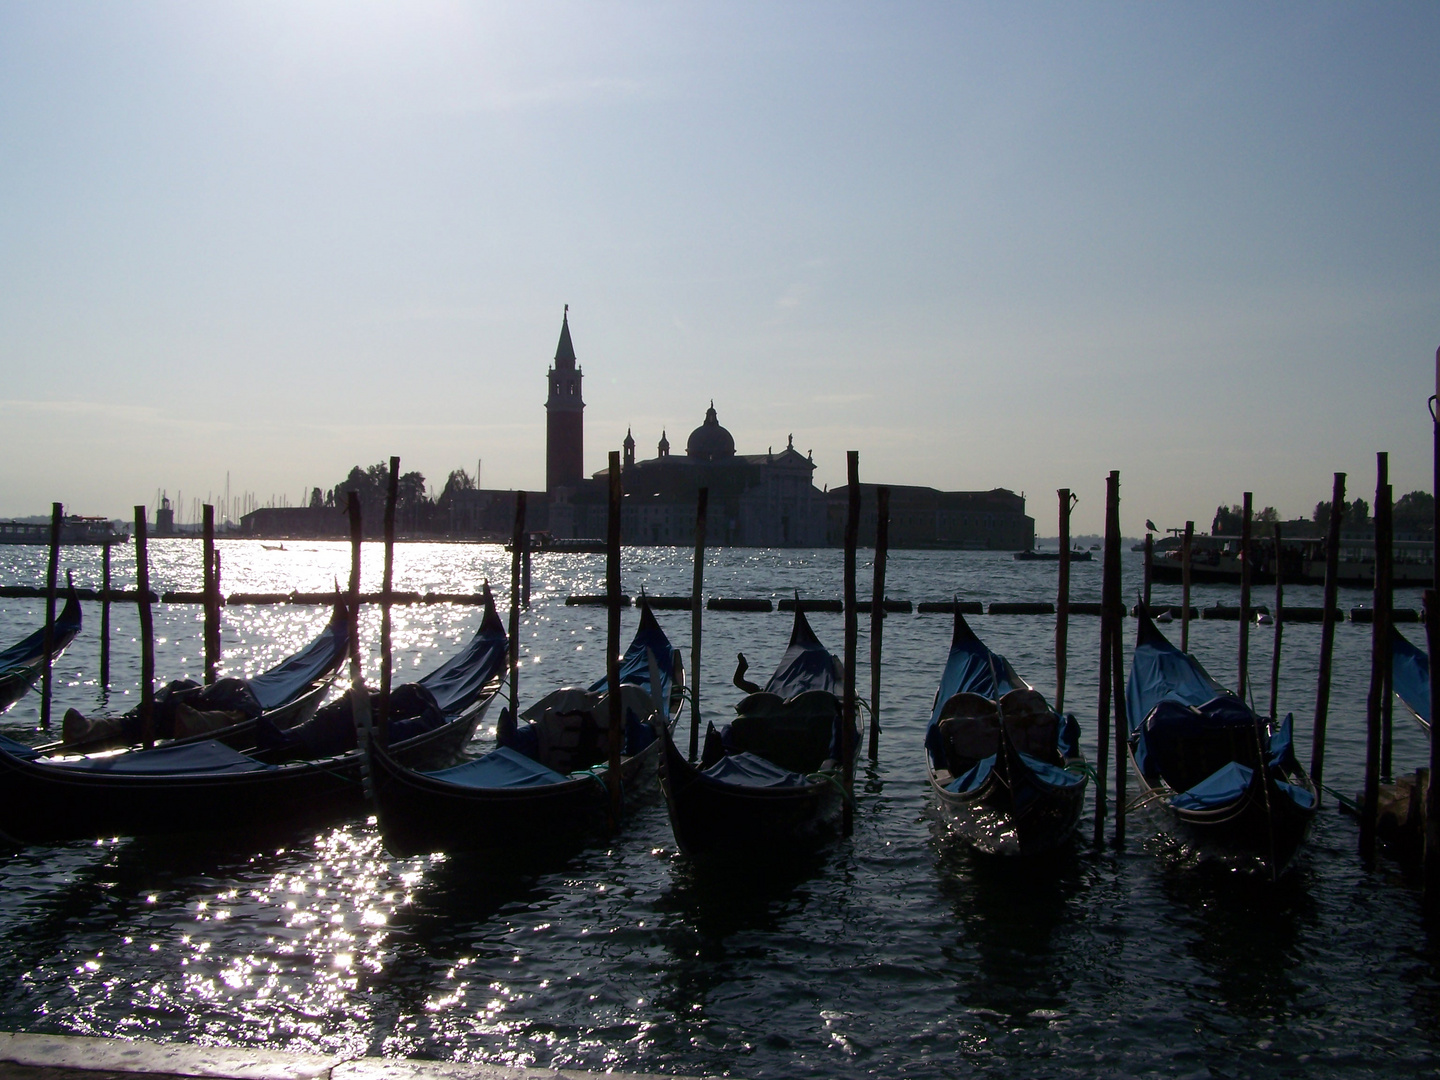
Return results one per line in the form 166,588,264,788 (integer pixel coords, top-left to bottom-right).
1,541,1437,1077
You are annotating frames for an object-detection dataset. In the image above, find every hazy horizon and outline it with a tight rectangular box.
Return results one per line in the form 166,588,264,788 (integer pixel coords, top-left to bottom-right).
2,3,1436,535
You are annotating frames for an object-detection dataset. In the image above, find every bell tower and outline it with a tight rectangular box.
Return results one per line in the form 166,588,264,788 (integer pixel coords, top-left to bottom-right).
545,306,585,491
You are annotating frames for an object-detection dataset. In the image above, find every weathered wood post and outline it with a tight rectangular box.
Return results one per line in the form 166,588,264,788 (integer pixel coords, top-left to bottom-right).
689,487,708,762
605,452,624,825
1093,471,1117,847
134,506,155,750
378,457,399,736
1238,493,1253,702
869,485,890,761
521,534,532,610
39,502,62,730
1269,523,1285,722
842,452,860,835
1380,480,1395,782
1425,587,1440,921
509,491,527,727
345,491,374,798
1311,473,1346,798
99,541,111,689
1056,489,1075,712
1106,472,1126,845
1429,345,1440,918
203,505,218,685
1361,456,1387,868
1142,531,1153,611
1181,521,1194,653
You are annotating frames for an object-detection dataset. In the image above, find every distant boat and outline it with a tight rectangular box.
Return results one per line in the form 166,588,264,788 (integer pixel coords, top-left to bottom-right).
262,543,286,551
0,517,129,546
1013,549,1093,562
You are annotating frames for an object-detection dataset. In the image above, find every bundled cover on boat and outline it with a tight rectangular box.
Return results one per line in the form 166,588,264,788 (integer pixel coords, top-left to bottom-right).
245,611,349,711
257,594,505,760
423,746,570,789
45,740,274,775
924,610,1023,764
0,592,82,676
760,610,843,700
701,751,810,789
1392,626,1430,728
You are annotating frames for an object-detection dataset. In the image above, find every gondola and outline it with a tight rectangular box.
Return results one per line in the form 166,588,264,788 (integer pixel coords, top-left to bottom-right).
924,609,1087,855
54,603,349,754
0,590,508,846
1391,625,1430,731
367,597,685,857
1126,602,1316,878
0,588,83,712
655,606,851,858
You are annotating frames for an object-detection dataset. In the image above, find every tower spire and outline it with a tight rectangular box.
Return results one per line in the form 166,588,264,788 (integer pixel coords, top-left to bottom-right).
554,306,577,370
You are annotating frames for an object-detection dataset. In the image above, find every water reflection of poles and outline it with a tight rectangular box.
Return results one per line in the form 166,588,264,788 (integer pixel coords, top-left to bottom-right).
40,502,61,731
1055,489,1075,713
689,487,707,762
869,485,890,761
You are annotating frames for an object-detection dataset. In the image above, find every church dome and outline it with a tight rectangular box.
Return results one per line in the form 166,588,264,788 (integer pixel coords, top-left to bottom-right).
686,403,736,461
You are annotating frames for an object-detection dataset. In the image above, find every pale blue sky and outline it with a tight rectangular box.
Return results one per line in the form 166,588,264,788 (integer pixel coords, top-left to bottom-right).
1,2,1436,534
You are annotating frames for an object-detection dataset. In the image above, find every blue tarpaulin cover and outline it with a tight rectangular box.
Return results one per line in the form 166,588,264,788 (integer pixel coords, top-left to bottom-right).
0,592,82,674
588,598,675,706
1126,614,1231,734
762,608,843,700
927,611,1022,732
425,746,571,789
702,751,809,788
47,740,274,774
0,733,40,759
1171,761,1254,811
417,589,508,716
946,752,1084,794
245,608,348,711
1392,626,1430,728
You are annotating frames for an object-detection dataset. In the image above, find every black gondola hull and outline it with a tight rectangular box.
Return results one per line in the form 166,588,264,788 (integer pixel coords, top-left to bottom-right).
927,752,1086,857
657,723,843,858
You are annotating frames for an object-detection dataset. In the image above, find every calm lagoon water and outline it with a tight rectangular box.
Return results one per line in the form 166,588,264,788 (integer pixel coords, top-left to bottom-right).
0,541,1436,1078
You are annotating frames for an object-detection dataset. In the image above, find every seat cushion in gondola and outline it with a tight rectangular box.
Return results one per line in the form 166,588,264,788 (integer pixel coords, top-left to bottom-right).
1143,696,1265,795
535,707,606,774
729,692,840,774
936,692,1000,774
998,688,1061,764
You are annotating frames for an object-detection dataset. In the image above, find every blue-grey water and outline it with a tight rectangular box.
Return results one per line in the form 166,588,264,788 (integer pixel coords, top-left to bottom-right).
0,541,1436,1078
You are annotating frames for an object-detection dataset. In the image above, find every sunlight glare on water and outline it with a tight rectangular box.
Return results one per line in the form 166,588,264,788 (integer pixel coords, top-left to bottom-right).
0,540,1437,1077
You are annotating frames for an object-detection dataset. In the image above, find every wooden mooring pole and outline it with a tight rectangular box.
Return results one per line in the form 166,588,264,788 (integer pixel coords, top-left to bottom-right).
1142,531,1153,611
134,506,155,750
379,457,399,736
1361,456,1388,868
99,541,111,689
689,487,708,762
203,505,218,685
1093,471,1117,847
39,502,61,730
1181,521,1194,653
605,452,623,826
869,485,890,761
1379,480,1395,783
1238,493,1253,704
1310,473,1345,799
1106,472,1126,845
509,491,527,728
1055,489,1075,713
842,452,860,835
1269,523,1285,722
522,535,531,610
345,491,374,799
1425,587,1440,921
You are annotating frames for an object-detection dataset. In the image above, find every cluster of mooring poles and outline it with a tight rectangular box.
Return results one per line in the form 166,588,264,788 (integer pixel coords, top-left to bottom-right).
17,362,1440,902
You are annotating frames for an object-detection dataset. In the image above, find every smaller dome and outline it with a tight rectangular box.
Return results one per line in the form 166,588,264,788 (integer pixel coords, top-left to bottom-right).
686,402,736,461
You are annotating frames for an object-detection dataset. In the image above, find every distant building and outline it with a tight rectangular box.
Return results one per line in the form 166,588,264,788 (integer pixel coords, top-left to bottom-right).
827,483,1034,550
552,405,827,546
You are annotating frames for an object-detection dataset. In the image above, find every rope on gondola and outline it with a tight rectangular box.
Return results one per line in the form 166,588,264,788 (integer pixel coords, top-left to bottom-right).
806,768,854,806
